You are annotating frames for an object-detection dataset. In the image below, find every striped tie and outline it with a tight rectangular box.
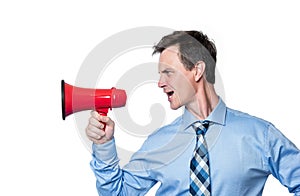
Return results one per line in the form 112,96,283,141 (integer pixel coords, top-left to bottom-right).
190,121,211,196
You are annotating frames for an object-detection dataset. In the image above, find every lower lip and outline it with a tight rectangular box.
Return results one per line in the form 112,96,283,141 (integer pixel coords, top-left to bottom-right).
168,95,172,102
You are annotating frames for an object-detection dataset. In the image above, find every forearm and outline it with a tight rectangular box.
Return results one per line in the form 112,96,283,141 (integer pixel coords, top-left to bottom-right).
90,139,123,195
90,139,155,196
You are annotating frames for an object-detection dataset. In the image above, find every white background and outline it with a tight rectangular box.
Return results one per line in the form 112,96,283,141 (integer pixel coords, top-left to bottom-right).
1,0,299,195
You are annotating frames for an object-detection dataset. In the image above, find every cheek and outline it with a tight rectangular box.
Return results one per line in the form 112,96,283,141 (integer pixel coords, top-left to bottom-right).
174,79,196,101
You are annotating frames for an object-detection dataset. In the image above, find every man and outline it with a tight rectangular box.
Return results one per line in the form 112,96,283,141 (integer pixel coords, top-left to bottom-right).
86,31,300,195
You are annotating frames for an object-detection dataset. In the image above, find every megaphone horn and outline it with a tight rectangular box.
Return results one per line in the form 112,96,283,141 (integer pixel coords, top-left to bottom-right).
61,80,127,120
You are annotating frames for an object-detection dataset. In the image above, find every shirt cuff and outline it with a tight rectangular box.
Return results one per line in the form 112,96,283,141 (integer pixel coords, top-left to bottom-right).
92,138,119,165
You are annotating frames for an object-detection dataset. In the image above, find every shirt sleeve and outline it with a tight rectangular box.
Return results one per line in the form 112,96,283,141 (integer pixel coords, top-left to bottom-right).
90,138,156,196
266,124,300,195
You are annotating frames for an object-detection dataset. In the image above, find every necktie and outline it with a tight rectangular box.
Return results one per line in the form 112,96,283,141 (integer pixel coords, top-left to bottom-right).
190,121,211,196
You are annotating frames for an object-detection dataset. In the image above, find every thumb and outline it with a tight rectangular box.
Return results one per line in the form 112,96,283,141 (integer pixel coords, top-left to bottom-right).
99,115,111,124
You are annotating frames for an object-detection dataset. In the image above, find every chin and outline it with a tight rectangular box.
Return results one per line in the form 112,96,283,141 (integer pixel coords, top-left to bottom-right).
170,103,181,110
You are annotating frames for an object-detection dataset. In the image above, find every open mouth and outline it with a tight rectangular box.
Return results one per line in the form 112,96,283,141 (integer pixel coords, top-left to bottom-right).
166,91,174,100
167,91,174,96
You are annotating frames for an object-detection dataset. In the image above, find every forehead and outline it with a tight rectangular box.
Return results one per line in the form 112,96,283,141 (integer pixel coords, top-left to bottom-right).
158,46,183,69
159,46,179,61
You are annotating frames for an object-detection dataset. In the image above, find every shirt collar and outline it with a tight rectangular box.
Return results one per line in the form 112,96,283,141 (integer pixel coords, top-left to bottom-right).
181,97,226,131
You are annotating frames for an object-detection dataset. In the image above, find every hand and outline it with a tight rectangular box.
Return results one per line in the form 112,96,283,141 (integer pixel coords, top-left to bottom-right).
86,111,115,144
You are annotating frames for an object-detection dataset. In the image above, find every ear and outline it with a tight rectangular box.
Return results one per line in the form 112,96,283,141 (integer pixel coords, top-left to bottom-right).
194,61,206,82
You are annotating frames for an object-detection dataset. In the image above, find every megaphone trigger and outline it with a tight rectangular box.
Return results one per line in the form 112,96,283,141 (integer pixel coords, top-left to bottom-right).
96,108,110,130
96,108,109,116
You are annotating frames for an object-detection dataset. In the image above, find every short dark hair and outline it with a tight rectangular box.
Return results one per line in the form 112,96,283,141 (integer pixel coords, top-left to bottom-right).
153,31,217,84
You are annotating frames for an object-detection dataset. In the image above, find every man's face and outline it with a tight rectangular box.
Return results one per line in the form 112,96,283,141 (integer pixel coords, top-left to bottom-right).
158,46,197,110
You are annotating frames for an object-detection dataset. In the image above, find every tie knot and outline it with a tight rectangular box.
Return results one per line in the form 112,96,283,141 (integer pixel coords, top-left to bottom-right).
192,121,209,135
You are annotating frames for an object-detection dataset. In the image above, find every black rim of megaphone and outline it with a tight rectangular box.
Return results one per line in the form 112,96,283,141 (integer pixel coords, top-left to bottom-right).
61,80,66,120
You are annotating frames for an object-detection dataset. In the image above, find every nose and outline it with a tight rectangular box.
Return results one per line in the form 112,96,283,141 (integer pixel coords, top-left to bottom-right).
158,75,166,88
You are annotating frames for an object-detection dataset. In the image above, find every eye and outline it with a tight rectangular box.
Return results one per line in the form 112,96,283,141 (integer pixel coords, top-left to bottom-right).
162,69,174,76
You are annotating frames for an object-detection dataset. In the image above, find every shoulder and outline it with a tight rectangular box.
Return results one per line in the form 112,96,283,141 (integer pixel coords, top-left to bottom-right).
227,107,271,125
225,107,273,134
225,107,292,146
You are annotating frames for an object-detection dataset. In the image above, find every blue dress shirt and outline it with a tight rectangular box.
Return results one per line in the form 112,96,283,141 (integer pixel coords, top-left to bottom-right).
90,99,300,195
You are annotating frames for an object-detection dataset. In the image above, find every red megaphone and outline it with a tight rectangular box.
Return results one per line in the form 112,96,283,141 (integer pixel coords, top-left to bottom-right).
61,80,127,120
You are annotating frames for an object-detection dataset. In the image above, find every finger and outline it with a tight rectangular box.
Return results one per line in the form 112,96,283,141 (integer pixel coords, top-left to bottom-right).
90,110,101,121
86,130,101,140
86,126,109,144
87,124,106,136
89,117,104,129
86,126,105,139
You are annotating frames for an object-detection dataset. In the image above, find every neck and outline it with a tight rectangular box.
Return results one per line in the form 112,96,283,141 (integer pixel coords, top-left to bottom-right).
186,81,219,120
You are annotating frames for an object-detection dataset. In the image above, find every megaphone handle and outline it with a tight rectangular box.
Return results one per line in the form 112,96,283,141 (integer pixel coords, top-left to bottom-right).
96,108,109,130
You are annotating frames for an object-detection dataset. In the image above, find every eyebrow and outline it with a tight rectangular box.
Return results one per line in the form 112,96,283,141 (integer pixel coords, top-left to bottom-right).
159,68,175,74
